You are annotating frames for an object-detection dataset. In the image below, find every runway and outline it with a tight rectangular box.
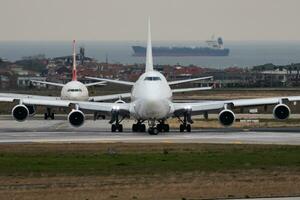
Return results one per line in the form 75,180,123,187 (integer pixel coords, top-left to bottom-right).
0,120,300,144
231,198,300,200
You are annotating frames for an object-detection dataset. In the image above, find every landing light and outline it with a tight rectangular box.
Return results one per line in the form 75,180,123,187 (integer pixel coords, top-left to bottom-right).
113,106,120,110
184,105,191,110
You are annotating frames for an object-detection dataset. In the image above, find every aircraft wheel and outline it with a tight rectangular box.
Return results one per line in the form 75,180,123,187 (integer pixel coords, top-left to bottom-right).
148,127,159,135
44,113,48,120
179,124,185,132
164,124,170,132
118,124,123,132
132,124,138,132
50,113,55,120
148,127,153,135
186,124,191,132
140,124,146,132
157,124,163,132
152,128,159,135
111,124,117,132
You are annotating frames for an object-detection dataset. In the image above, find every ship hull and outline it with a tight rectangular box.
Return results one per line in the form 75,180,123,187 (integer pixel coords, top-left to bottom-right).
132,46,230,57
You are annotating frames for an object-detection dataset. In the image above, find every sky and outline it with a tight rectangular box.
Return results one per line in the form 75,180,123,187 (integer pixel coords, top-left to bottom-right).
1,0,300,41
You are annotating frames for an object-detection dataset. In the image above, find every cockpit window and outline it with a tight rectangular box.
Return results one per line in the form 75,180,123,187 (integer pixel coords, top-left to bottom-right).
67,89,82,92
144,76,161,81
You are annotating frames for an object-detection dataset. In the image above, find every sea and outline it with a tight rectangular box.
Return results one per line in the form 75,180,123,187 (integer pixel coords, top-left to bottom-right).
1,40,300,68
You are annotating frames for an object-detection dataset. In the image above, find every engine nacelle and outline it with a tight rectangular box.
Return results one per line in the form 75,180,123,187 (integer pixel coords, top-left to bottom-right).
273,104,290,120
68,110,85,127
218,109,235,127
114,99,125,104
26,105,36,116
12,105,29,122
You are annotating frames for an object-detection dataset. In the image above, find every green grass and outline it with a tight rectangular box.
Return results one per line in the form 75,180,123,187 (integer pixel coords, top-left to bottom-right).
0,144,299,176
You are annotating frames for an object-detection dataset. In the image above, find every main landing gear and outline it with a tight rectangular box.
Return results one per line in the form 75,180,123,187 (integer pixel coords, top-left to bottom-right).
157,121,170,132
177,111,193,132
110,110,124,132
44,108,54,120
132,121,146,132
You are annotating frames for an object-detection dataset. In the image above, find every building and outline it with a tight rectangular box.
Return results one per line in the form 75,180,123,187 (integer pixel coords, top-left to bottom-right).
17,76,47,88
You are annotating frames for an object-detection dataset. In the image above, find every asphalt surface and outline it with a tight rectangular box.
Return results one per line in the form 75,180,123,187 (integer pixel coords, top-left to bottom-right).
231,198,300,200
0,120,300,144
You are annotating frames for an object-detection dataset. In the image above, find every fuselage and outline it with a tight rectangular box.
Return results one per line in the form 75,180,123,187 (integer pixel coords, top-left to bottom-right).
131,71,173,120
61,81,89,101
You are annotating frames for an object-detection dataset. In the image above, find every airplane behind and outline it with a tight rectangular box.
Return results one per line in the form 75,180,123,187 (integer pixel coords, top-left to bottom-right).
32,40,105,102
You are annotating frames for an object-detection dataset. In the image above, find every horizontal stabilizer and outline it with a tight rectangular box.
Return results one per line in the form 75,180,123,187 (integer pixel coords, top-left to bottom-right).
172,87,212,93
31,80,65,87
86,77,134,86
168,76,213,85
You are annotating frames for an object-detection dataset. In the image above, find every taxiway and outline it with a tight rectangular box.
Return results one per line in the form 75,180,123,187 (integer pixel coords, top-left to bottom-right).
0,120,299,144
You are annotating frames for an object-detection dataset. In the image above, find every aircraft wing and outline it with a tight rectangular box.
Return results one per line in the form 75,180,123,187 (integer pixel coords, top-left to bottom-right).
172,87,212,93
168,76,213,85
0,93,60,100
0,92,131,103
89,93,131,101
0,93,131,113
172,96,300,116
31,80,65,87
84,81,106,87
19,98,131,116
86,77,134,86
74,101,130,113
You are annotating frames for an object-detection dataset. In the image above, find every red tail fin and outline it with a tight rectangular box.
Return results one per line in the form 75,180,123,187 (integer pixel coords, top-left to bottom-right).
72,40,77,81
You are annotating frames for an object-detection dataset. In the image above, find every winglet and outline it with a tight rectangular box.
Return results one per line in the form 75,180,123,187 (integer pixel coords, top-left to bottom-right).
145,18,153,72
72,40,77,81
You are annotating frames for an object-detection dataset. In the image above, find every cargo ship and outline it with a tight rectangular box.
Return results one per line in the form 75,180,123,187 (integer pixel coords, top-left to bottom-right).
132,37,230,57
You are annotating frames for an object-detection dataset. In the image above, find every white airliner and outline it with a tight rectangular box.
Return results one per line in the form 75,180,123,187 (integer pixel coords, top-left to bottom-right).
0,20,297,134
31,40,106,102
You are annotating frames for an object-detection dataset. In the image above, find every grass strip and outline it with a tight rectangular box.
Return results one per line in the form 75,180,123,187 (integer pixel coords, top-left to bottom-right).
0,144,299,176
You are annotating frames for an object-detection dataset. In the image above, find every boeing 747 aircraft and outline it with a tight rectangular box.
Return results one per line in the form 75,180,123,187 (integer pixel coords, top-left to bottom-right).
0,20,296,134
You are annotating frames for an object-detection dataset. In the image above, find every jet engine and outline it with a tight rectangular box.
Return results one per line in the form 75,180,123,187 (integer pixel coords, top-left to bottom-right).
26,105,36,116
68,110,85,127
218,109,235,127
12,105,29,122
114,99,125,104
273,104,290,120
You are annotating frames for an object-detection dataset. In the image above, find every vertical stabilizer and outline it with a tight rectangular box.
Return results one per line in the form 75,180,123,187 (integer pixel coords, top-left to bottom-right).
145,18,154,72
72,40,77,81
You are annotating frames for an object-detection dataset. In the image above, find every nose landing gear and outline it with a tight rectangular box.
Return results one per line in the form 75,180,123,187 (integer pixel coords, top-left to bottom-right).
146,120,170,135
148,127,159,135
132,121,146,132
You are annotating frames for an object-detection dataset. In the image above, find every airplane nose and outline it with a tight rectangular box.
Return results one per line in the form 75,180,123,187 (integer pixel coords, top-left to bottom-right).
138,99,170,119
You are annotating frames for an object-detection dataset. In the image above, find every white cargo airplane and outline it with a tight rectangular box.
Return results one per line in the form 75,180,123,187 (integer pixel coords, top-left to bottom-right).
0,20,296,134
